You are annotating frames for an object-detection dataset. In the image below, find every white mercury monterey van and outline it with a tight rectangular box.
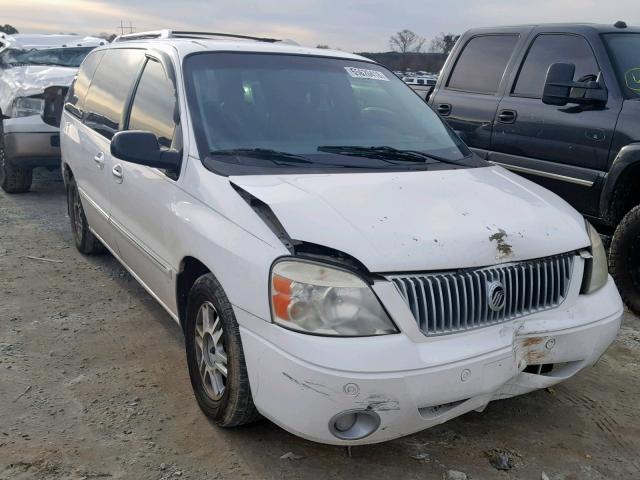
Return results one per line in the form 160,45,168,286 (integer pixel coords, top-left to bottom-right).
60,30,623,445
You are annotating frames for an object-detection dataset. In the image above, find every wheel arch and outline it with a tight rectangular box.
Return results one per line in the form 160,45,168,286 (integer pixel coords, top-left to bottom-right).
176,256,212,330
62,161,74,187
601,143,640,226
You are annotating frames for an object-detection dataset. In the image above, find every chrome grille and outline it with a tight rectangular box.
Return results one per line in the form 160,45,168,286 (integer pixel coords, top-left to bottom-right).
388,253,575,336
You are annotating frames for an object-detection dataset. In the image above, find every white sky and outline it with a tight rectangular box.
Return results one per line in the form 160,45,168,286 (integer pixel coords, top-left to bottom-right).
1,0,638,51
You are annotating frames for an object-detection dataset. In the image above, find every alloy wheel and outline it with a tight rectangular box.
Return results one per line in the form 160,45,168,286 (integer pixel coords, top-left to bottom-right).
195,301,228,400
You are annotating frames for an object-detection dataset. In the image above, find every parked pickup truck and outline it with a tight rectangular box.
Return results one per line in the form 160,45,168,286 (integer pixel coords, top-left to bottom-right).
0,33,104,193
429,22,640,314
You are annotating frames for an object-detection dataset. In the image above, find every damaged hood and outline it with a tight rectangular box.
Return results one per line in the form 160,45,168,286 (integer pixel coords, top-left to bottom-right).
0,65,77,115
230,166,590,272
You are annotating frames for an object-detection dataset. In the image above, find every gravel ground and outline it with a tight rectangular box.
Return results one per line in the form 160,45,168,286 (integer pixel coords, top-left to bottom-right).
1,169,639,480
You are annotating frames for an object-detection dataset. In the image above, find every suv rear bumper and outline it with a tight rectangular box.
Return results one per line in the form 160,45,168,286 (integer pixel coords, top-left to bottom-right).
238,277,622,445
3,115,60,168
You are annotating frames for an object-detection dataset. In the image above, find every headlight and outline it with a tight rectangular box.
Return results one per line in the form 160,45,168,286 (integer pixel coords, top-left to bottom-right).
270,259,397,336
11,96,45,117
581,221,608,294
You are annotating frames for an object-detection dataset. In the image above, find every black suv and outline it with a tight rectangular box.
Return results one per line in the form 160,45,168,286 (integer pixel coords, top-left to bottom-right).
429,22,640,314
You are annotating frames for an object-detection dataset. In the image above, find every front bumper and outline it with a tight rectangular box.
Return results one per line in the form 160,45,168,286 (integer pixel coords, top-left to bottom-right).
2,115,60,168
237,273,622,445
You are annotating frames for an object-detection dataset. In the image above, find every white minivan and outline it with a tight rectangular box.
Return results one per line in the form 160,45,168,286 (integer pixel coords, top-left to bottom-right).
60,30,623,445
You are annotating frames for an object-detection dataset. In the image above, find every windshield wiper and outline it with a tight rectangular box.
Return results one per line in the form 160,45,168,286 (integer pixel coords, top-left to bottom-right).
317,145,464,166
209,148,313,164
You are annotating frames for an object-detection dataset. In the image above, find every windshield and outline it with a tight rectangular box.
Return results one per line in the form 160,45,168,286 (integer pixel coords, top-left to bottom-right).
603,33,640,99
0,47,95,68
184,52,473,173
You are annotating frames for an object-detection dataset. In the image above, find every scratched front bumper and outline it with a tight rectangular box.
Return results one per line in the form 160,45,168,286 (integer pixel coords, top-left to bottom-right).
237,277,622,445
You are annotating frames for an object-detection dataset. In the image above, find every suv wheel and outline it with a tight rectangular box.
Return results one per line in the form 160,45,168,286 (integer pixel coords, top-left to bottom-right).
185,273,260,427
0,138,32,193
610,204,640,314
67,176,105,254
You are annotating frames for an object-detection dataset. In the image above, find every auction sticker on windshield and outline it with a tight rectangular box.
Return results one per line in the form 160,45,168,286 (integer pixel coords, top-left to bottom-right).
344,66,389,81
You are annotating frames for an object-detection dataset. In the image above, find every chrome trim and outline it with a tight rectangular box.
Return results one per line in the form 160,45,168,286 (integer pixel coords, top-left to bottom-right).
78,186,109,220
491,161,595,187
109,218,172,278
388,253,576,336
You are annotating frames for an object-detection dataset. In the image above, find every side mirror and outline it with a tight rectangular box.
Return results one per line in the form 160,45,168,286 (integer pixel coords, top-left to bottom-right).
111,131,180,170
42,85,68,127
542,63,607,106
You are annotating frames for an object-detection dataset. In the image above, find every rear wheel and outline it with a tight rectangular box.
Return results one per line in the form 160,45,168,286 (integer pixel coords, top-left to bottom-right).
185,273,260,427
67,176,104,254
0,137,32,193
610,204,640,314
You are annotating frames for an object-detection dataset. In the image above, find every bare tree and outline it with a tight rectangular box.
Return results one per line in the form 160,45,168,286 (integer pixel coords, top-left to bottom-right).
389,29,426,53
430,33,460,55
0,24,18,35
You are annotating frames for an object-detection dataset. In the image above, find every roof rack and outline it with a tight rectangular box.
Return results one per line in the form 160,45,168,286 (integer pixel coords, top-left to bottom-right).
114,29,281,43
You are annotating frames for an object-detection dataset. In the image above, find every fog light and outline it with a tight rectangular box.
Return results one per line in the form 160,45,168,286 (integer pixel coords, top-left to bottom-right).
334,412,357,432
329,410,380,440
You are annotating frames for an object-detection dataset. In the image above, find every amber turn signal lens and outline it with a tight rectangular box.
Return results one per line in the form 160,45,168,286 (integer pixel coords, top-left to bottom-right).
272,293,291,320
272,274,292,294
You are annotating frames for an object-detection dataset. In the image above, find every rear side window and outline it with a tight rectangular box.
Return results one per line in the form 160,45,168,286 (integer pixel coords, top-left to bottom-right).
65,50,105,118
447,35,519,94
128,59,177,149
83,48,145,139
513,34,599,98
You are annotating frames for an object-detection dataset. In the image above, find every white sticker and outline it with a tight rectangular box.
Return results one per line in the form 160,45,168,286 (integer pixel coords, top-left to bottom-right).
344,66,389,81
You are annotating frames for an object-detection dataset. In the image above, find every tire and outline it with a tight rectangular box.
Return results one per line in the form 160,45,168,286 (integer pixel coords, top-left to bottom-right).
610,204,640,314
0,138,32,193
67,176,105,255
185,273,260,427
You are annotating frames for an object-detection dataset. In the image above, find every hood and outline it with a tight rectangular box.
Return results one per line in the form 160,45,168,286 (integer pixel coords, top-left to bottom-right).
0,65,77,115
230,166,590,273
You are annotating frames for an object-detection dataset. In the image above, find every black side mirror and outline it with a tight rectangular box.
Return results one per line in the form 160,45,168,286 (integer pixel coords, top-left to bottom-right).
542,63,608,106
42,85,68,127
111,131,180,170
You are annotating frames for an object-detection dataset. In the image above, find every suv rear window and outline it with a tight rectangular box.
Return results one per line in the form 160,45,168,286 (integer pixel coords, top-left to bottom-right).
83,48,145,139
513,34,599,98
447,35,519,94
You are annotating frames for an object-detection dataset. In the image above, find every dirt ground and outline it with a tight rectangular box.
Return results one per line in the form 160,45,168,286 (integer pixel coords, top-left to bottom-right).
1,169,639,480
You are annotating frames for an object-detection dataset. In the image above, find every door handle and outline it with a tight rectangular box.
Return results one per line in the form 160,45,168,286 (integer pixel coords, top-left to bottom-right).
112,164,123,182
93,152,105,169
497,109,517,124
436,103,452,116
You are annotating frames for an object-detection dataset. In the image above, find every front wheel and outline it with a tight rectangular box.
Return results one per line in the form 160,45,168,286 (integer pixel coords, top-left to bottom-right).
0,139,32,193
610,204,640,314
185,273,260,427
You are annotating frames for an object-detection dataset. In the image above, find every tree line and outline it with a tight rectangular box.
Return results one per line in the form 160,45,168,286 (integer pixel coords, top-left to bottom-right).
1,23,457,60
390,29,460,55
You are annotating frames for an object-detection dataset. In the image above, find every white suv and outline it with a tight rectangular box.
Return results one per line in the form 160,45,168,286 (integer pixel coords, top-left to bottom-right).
60,30,623,445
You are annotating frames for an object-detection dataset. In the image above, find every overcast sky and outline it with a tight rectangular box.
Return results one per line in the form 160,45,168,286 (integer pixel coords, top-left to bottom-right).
2,0,639,51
